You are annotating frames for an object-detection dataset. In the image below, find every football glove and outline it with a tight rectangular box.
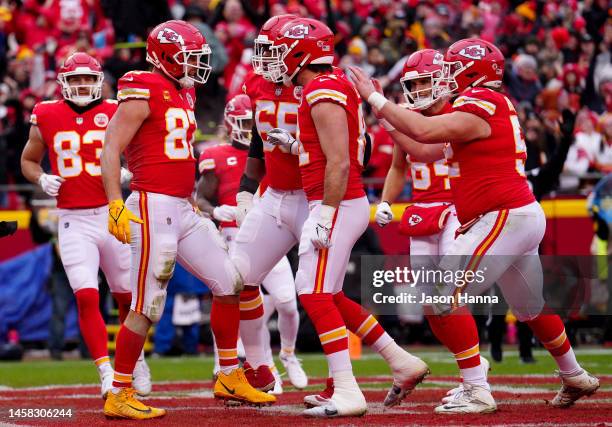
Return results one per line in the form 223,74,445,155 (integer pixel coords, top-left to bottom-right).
267,128,299,155
375,202,393,227
235,191,254,227
213,204,238,222
38,173,65,197
309,204,336,250
120,167,133,185
108,199,143,244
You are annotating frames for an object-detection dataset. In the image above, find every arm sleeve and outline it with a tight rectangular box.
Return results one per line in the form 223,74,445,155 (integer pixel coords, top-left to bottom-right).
248,124,264,160
198,149,217,174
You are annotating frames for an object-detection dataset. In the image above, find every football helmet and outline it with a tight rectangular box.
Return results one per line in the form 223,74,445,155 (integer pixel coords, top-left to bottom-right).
57,52,103,106
252,14,297,78
267,18,334,85
400,49,448,110
224,94,253,147
440,38,504,94
146,20,212,88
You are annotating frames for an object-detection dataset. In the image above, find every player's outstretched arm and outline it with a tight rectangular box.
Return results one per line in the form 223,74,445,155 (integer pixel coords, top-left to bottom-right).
385,126,445,162
101,100,149,243
349,66,491,144
21,125,65,196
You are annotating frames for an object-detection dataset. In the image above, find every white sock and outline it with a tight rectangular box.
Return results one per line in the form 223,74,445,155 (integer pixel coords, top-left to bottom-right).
97,361,113,377
379,341,411,370
240,315,267,367
461,365,490,390
370,331,393,353
327,349,353,375
555,349,582,375
276,299,299,353
212,336,220,374
262,295,275,367
137,349,145,363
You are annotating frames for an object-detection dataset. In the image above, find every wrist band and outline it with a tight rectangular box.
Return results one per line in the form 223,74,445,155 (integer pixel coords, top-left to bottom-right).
367,92,389,111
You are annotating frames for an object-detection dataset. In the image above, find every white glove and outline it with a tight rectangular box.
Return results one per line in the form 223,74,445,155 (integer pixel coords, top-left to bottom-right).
267,128,299,155
38,173,64,197
310,204,335,250
235,191,254,227
120,167,133,185
375,202,393,227
213,205,237,222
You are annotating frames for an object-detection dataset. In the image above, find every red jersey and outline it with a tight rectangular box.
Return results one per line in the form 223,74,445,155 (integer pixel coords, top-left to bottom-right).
117,71,197,198
445,88,535,224
242,70,302,191
409,102,453,204
31,99,117,209
198,143,248,228
298,71,366,201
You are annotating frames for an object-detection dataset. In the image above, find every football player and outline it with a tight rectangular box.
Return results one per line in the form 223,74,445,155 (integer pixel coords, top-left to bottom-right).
20,52,151,399
100,20,274,419
376,49,490,404
196,94,307,393
350,38,600,413
266,18,429,418
230,14,309,391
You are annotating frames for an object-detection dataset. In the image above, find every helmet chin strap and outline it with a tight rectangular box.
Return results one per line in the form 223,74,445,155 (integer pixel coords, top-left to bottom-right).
179,76,194,88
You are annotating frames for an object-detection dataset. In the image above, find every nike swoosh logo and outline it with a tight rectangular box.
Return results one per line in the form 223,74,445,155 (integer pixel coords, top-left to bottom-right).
126,403,152,413
219,379,235,395
324,408,338,416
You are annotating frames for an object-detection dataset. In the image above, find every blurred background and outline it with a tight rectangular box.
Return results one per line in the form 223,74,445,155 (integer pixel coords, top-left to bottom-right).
0,0,610,364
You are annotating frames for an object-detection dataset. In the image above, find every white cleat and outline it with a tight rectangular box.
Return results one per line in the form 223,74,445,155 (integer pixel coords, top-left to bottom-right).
279,352,308,389
384,354,430,407
303,377,333,407
132,358,152,396
269,368,283,395
435,384,497,414
303,379,366,418
101,371,114,400
550,370,599,408
442,356,490,404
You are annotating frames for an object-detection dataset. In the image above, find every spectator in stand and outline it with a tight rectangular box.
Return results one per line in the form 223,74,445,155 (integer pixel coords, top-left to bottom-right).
339,38,374,78
332,0,363,38
593,114,612,174
565,110,605,178
507,54,542,106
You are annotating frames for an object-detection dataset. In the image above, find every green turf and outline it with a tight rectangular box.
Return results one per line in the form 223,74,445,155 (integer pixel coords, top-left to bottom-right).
0,348,610,388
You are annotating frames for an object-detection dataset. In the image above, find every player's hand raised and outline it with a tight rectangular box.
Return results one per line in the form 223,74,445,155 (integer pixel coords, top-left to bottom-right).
213,204,238,222
348,66,377,101
267,128,299,155
108,199,143,244
38,173,65,197
375,202,393,227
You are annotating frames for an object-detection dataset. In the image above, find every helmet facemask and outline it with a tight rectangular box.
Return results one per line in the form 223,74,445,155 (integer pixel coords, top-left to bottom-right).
265,42,291,84
147,44,212,88
252,35,275,77
227,113,253,147
58,71,103,106
400,70,447,110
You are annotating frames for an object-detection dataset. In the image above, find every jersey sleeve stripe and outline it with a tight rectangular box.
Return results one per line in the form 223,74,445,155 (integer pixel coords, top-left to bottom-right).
30,114,37,125
453,96,496,115
198,158,216,173
117,88,151,100
306,89,348,106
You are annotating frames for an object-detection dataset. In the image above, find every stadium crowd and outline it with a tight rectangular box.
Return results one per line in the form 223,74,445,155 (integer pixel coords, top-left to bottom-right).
0,0,610,207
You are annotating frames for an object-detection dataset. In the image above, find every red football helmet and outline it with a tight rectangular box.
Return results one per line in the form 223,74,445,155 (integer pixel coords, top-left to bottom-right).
252,14,297,78
146,20,211,88
267,18,334,85
400,49,448,110
57,52,103,106
440,38,505,94
224,94,253,147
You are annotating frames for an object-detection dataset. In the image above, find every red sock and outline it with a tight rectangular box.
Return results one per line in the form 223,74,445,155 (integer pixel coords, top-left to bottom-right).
112,325,146,388
300,293,348,355
526,313,571,356
239,286,264,320
426,306,480,369
74,288,108,362
211,298,240,372
333,291,385,346
112,292,132,324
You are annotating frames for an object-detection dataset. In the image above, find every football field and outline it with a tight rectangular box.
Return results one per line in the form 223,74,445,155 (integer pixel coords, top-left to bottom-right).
0,347,610,426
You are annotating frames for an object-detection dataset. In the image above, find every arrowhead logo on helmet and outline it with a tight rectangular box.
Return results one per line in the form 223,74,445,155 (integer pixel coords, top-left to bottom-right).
284,24,309,39
157,28,184,45
458,45,486,60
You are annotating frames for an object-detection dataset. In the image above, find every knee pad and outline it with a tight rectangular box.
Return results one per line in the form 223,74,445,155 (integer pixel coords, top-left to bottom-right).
275,298,297,316
65,265,98,293
152,244,177,285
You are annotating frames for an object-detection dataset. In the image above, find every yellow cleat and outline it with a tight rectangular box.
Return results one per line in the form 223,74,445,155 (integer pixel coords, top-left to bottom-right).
103,387,166,420
214,368,277,406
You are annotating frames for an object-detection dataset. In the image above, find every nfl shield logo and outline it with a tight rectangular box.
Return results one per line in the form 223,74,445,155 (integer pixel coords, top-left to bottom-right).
275,87,282,97
76,117,83,125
